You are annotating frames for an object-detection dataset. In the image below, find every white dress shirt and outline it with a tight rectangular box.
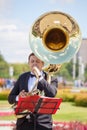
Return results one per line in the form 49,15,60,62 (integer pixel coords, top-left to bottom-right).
16,71,44,101
28,76,36,92
28,71,43,92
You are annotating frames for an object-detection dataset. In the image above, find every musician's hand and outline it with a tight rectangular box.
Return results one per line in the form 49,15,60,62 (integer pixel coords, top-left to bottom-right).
19,90,27,98
33,66,41,79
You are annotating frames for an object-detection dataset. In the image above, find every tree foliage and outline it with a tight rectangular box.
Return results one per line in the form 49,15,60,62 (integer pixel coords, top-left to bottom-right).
11,63,29,79
0,52,87,81
0,53,9,78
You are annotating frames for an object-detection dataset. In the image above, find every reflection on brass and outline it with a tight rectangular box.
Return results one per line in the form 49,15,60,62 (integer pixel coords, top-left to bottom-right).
43,64,62,74
29,11,81,65
43,27,69,52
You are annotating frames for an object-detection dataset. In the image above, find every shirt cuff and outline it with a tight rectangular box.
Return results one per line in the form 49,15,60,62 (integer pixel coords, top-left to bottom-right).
16,95,19,101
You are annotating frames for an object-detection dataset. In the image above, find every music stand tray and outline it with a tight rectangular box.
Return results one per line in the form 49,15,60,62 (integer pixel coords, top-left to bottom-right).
15,95,62,115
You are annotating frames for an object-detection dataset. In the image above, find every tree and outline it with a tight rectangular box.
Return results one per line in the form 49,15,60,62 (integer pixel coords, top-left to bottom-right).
0,52,9,78
11,63,29,79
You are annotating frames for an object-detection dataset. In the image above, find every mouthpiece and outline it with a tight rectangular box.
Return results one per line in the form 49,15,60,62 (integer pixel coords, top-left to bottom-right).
33,67,41,78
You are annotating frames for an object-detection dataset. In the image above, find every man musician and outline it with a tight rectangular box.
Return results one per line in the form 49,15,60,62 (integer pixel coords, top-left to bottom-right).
8,52,58,130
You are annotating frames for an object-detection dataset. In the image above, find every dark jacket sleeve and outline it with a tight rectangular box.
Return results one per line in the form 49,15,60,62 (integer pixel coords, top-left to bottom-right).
8,77,20,104
8,73,27,104
37,76,58,97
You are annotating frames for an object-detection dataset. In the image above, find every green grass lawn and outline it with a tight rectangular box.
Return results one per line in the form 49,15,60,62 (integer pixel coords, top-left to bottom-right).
0,100,87,123
53,102,87,123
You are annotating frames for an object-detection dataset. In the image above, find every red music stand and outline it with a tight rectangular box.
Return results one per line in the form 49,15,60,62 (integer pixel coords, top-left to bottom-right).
15,95,62,115
15,95,62,130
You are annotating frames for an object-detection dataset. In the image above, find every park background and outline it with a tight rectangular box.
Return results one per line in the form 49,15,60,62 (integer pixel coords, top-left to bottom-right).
0,0,87,130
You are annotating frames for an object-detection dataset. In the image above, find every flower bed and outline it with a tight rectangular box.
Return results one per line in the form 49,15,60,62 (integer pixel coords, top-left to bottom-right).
53,121,87,130
0,121,87,130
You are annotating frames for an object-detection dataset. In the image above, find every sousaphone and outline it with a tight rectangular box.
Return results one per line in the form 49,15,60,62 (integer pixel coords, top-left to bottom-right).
29,11,82,74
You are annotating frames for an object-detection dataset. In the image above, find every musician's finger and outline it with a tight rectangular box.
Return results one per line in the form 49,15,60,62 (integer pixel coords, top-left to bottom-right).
19,90,27,97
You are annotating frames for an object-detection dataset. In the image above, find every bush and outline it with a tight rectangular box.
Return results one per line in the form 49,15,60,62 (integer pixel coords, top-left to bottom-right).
0,89,10,100
74,93,87,107
56,89,76,102
56,89,87,107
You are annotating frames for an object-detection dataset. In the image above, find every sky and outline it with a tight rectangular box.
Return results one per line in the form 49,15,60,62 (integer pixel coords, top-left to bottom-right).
0,0,87,63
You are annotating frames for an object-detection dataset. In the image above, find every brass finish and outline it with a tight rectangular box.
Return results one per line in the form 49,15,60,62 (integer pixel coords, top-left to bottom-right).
43,64,62,75
43,27,69,52
29,11,82,64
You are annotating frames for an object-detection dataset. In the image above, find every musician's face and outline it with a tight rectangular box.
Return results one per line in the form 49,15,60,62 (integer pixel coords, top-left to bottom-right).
29,55,44,72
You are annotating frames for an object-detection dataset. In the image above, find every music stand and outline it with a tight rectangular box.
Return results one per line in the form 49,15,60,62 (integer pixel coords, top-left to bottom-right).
15,95,62,130
15,95,62,115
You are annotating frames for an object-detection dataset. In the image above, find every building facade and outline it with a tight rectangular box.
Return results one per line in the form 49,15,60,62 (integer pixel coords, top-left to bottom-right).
78,38,87,65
